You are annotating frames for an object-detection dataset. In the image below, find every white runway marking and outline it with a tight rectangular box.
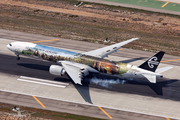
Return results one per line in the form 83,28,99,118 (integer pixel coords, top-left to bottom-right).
158,0,180,4
20,76,69,85
17,76,68,88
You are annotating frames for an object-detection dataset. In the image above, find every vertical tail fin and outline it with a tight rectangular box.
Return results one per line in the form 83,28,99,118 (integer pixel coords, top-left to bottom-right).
139,51,165,72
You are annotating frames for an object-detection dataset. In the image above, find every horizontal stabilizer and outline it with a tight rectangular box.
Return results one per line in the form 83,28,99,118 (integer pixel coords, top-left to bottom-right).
155,66,173,74
142,74,156,83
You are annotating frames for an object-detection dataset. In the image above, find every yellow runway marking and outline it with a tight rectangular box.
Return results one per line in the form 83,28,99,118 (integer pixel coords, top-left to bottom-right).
32,96,46,108
118,48,122,50
162,2,169,8
161,59,180,63
98,106,113,119
31,39,59,43
166,117,170,120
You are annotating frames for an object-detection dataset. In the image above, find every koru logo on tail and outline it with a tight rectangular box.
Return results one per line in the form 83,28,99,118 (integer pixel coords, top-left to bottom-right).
148,56,159,68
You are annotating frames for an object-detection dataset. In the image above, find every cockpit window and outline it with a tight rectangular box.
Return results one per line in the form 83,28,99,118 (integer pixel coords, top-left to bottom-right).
9,44,12,46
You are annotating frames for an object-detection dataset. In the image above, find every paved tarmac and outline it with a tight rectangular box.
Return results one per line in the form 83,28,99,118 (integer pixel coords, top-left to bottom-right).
0,29,180,119
81,0,180,15
0,90,168,120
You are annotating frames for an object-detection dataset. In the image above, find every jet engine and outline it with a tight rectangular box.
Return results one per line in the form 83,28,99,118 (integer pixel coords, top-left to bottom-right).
49,65,66,76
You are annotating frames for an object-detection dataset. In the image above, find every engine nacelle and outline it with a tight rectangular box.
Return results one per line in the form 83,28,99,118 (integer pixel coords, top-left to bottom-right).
49,65,66,76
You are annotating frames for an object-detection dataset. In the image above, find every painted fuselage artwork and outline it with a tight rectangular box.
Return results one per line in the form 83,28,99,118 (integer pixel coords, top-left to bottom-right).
19,44,129,76
7,39,168,85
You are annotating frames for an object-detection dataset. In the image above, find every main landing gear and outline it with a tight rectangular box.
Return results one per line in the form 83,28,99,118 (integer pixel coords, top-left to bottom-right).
16,55,20,60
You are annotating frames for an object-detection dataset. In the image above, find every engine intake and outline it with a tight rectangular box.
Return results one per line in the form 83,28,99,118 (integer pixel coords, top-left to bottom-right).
49,65,66,76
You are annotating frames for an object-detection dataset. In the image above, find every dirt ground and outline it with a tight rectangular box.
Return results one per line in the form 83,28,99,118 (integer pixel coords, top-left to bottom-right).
0,0,180,56
0,102,102,120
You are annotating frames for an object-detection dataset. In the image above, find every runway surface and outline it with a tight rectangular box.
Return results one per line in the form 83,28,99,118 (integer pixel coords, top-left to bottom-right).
81,0,180,15
0,29,180,119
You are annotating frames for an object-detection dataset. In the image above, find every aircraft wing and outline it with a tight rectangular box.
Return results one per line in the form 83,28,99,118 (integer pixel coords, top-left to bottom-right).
83,38,139,58
59,61,98,85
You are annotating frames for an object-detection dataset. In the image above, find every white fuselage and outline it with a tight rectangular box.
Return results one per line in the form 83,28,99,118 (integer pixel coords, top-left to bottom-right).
7,41,163,83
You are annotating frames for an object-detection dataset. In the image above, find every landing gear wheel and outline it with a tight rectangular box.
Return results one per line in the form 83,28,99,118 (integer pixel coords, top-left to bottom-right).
17,57,20,60
16,55,20,60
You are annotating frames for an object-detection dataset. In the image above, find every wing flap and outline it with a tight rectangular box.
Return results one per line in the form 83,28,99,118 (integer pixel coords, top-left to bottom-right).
83,38,139,58
60,61,98,85
64,65,82,85
61,61,82,85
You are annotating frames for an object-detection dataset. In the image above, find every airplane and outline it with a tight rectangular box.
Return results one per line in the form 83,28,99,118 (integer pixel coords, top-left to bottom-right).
7,38,172,85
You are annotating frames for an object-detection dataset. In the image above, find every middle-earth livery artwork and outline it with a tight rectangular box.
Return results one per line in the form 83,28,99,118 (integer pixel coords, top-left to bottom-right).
7,38,172,85
16,43,128,75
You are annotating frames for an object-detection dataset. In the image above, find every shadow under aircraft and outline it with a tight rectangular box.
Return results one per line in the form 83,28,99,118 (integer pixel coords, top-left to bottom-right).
17,62,92,103
126,78,179,95
54,72,179,104
17,62,180,104
76,72,180,103
0,53,176,104
17,63,50,72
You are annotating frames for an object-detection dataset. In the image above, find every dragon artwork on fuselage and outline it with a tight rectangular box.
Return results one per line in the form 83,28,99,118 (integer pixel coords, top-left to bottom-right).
18,44,130,76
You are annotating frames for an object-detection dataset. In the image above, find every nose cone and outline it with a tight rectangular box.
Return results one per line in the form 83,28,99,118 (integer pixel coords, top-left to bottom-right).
7,44,10,49
7,43,12,51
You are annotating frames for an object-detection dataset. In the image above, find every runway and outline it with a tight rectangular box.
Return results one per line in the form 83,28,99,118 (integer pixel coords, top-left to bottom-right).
0,29,180,119
81,0,180,15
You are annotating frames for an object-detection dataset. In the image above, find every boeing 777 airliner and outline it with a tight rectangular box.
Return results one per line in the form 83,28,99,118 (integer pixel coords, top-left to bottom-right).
7,38,172,85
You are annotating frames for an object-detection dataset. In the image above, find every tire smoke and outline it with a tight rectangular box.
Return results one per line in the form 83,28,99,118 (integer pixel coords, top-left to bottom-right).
90,77,126,88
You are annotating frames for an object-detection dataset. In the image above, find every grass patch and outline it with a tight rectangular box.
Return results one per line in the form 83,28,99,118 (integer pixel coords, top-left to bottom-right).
0,102,104,120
